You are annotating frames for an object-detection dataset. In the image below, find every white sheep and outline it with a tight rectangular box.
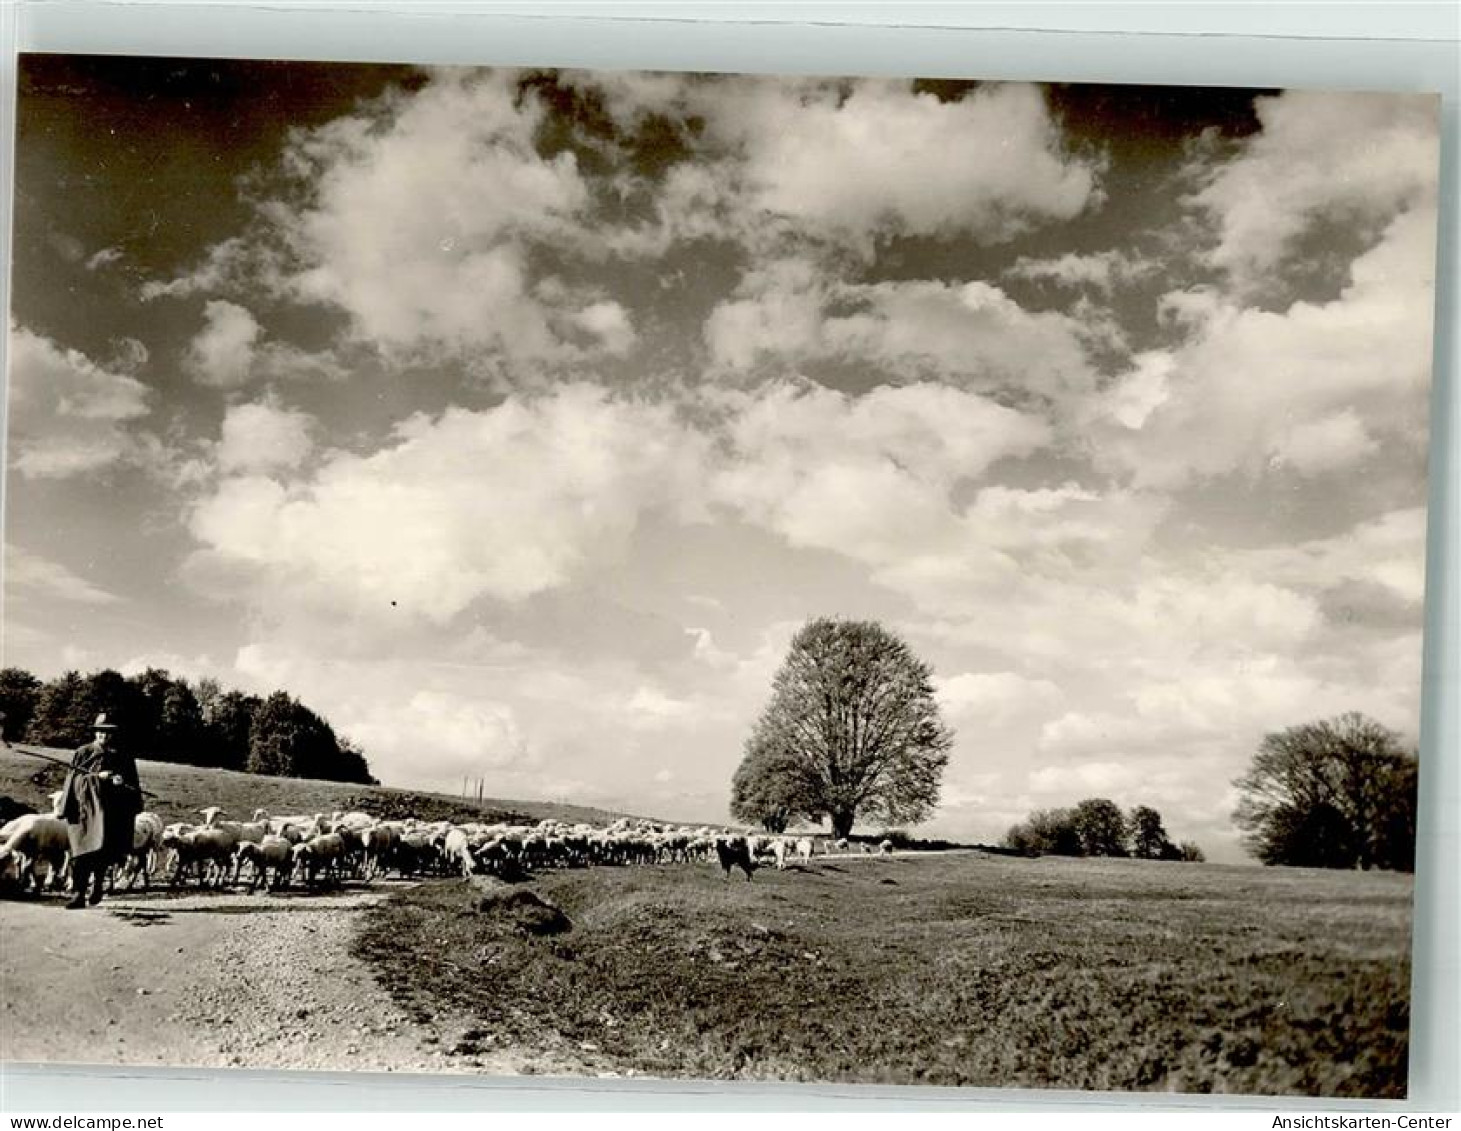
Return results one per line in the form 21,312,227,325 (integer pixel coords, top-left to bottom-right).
236,835,293,891
0,814,70,894
112,811,165,892
163,827,236,887
291,833,345,887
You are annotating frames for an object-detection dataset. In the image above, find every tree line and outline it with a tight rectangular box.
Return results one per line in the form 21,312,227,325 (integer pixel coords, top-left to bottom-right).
0,666,376,785
1004,798,1205,861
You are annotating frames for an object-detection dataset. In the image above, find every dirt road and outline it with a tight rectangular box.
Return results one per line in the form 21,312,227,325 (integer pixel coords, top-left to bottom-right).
0,884,521,1075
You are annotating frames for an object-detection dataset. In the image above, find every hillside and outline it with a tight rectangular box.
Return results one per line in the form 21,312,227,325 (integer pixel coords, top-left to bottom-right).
0,744,646,829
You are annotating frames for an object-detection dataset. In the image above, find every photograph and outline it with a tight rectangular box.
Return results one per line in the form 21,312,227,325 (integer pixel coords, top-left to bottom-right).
0,54,1441,1098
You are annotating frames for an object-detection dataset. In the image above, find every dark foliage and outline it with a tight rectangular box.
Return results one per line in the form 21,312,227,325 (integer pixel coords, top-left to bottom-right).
1006,799,1202,862
1233,712,1417,871
13,665,375,785
0,669,42,742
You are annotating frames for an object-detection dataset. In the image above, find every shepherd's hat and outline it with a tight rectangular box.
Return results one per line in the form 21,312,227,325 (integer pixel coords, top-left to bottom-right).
92,712,118,731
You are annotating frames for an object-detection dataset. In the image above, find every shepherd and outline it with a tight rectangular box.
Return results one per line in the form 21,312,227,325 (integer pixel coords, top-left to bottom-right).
59,713,142,909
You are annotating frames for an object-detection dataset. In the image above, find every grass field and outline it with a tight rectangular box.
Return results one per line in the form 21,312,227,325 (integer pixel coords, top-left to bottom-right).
0,744,638,829
356,853,1413,1096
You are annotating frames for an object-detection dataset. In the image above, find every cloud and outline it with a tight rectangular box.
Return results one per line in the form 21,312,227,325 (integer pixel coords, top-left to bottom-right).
140,236,270,301
715,381,1051,567
217,401,315,474
1089,205,1438,487
936,671,1064,729
6,323,150,478
598,76,1101,257
1188,89,1438,291
187,384,710,622
346,690,530,780
1237,507,1428,606
706,268,1103,404
1004,249,1156,294
270,71,627,364
185,300,262,387
5,546,122,606
85,246,124,271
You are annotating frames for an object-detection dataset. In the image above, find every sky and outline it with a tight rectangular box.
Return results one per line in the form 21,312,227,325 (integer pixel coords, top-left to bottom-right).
3,57,1441,861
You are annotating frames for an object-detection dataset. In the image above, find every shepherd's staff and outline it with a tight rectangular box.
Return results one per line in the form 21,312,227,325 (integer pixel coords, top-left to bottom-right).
6,745,160,799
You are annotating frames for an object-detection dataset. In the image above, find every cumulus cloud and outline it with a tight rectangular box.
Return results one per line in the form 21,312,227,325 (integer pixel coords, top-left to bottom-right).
187,384,710,622
185,300,262,387
217,401,315,474
347,690,530,779
1188,89,1439,291
1090,206,1437,487
1237,508,1428,606
593,76,1101,256
936,671,1064,728
715,381,1051,567
717,79,1100,252
270,72,632,364
7,323,150,478
707,270,1102,403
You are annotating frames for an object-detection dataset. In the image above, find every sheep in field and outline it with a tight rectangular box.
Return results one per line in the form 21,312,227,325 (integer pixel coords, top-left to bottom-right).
0,814,70,894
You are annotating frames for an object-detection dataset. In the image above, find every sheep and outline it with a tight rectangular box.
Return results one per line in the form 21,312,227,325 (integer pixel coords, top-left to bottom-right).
795,837,814,864
0,814,70,894
163,827,236,888
291,833,345,888
360,824,398,880
236,835,292,891
771,837,790,870
199,807,265,847
112,811,165,892
441,827,476,877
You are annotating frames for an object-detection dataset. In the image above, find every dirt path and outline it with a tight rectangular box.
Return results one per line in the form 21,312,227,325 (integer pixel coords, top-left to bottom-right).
0,884,520,1075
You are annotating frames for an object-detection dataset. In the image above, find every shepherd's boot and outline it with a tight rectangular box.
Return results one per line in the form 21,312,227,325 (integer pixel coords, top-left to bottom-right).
66,862,90,910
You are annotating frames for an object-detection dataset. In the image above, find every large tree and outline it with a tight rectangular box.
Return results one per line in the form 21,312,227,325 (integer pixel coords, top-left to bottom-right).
733,617,953,839
1233,712,1418,871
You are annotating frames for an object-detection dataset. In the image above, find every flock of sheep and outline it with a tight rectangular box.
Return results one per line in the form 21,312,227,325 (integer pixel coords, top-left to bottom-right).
0,799,893,898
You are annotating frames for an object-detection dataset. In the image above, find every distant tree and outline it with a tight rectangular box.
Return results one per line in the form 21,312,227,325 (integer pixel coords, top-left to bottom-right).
334,737,379,786
157,681,206,763
1130,805,1179,860
731,730,824,833
25,671,93,748
247,692,301,777
732,618,953,839
205,690,260,772
1072,798,1130,857
1005,807,1082,856
1177,841,1206,863
0,668,42,742
127,667,175,755
194,677,223,722
246,691,372,783
1234,712,1418,871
